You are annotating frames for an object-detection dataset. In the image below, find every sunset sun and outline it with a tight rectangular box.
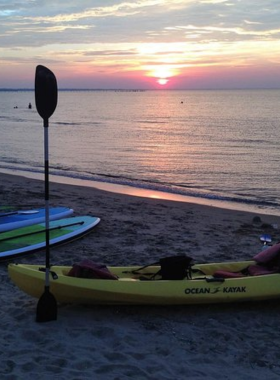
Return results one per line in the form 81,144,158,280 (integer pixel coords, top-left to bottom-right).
157,78,169,85
145,65,177,87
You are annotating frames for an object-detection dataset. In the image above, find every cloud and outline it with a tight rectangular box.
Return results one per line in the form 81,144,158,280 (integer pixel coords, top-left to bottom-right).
0,0,279,88
1,1,279,46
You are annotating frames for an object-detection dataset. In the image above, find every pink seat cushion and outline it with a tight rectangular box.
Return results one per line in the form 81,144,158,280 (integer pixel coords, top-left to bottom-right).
253,243,280,264
213,270,244,278
247,265,278,276
68,259,118,280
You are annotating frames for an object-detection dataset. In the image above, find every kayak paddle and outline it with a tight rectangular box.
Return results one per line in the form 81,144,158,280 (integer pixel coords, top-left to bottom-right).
35,65,58,322
0,220,84,243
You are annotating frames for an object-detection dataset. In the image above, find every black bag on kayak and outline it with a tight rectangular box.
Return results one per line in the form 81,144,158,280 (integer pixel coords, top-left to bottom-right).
159,255,193,280
132,255,193,280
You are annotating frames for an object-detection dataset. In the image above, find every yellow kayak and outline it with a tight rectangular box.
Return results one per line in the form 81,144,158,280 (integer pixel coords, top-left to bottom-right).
8,260,280,305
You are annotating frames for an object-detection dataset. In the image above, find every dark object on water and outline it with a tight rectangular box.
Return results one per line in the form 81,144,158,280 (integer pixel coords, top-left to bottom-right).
28,103,32,109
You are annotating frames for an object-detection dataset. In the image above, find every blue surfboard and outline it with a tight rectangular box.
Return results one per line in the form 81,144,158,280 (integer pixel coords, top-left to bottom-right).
0,207,74,232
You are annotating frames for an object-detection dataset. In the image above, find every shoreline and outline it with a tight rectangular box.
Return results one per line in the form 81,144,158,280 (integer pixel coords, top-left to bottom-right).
2,172,280,379
1,171,280,257
1,168,280,217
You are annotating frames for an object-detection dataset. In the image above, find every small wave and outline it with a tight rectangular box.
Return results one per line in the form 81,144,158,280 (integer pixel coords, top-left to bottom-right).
55,122,82,126
137,120,167,124
55,121,102,127
49,168,280,210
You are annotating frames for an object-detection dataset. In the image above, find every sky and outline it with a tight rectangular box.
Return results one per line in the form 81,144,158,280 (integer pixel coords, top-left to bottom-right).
0,0,280,90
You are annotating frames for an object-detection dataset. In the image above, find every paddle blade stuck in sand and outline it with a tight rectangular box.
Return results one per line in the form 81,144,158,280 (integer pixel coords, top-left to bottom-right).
36,288,57,322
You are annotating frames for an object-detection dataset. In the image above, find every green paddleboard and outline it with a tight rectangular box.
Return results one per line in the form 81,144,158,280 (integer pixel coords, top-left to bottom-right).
0,216,100,260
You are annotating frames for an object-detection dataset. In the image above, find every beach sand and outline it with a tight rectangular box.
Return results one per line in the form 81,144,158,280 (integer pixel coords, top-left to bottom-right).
1,172,280,379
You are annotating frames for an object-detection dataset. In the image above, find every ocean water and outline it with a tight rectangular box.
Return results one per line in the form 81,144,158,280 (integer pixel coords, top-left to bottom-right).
1,89,280,215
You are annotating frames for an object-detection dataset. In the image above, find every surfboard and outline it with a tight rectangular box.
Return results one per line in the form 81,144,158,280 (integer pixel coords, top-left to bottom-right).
0,207,74,232
0,216,100,260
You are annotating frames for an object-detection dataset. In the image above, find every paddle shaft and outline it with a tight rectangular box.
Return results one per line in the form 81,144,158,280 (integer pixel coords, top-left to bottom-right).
0,221,84,243
44,120,51,285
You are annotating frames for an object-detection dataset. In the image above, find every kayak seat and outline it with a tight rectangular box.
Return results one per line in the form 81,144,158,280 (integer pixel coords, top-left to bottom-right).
68,259,118,280
130,255,193,281
213,270,245,278
246,264,278,276
213,243,280,278
213,264,279,278
253,242,280,264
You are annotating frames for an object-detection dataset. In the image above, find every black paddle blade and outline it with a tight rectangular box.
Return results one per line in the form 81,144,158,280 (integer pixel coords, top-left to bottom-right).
36,287,57,323
35,65,58,120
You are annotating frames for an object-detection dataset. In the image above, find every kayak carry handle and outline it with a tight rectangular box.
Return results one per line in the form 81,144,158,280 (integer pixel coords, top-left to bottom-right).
39,267,58,280
206,277,225,283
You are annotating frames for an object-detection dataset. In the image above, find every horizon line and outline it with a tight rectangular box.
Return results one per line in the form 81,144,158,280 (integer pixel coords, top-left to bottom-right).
0,87,280,92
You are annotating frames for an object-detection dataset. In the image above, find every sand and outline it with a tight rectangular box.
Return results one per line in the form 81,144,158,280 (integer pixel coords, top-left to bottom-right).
1,172,280,379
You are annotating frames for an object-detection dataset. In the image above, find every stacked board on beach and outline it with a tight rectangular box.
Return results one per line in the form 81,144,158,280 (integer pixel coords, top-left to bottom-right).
0,216,100,260
0,206,74,232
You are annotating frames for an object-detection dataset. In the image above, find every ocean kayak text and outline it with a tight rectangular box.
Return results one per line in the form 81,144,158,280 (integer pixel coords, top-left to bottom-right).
185,286,246,295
